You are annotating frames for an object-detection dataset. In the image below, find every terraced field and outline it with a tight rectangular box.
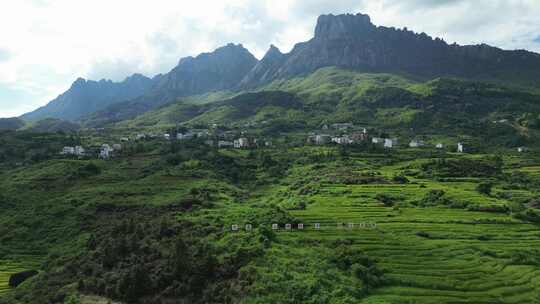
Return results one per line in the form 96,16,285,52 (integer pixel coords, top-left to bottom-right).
240,153,540,303
0,257,41,295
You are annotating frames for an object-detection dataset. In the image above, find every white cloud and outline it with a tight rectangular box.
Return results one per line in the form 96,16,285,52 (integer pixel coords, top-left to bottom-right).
0,0,539,118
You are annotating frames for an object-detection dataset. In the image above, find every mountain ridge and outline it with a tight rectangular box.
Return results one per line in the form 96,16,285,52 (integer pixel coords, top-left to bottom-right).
22,12,540,125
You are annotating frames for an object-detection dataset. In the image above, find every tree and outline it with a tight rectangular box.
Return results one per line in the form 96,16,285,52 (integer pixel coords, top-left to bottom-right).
476,182,493,196
352,263,383,294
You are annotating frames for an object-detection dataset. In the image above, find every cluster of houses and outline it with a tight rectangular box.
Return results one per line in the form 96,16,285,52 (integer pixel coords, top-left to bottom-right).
65,122,532,159
60,143,122,159
60,146,86,156
305,123,478,152
161,129,273,149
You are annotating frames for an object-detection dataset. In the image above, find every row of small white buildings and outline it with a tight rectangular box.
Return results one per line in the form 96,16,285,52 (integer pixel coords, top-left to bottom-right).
60,143,122,159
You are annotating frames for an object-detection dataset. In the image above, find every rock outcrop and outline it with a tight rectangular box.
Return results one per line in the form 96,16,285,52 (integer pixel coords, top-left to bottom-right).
240,13,540,88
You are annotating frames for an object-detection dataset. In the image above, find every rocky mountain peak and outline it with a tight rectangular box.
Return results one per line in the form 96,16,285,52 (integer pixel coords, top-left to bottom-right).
314,13,375,40
264,44,284,59
71,77,87,89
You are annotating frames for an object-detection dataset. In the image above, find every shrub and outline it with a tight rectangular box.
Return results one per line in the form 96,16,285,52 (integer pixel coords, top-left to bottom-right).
476,182,493,196
375,193,397,207
416,231,430,238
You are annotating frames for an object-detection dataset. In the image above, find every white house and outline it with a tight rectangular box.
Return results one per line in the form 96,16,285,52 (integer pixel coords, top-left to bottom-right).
457,142,464,153
384,138,396,148
436,143,444,149
100,144,114,159
74,146,85,156
62,146,86,156
518,147,529,153
136,133,146,140
372,137,383,144
234,138,250,149
61,146,75,155
163,133,171,140
120,137,129,142
409,140,425,148
332,136,353,145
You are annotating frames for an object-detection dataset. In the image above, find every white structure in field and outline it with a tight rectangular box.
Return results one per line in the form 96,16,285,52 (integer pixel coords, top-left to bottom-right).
61,146,85,156
100,144,114,159
332,136,353,145
61,146,75,155
436,143,444,149
384,138,397,148
298,223,304,230
112,144,122,151
517,147,529,153
409,140,425,148
234,138,250,148
272,224,278,230
136,133,146,140
163,133,171,140
372,137,383,144
74,146,85,156
120,137,129,142
457,142,464,153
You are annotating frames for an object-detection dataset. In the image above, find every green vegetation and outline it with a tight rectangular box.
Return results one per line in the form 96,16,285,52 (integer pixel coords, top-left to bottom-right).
114,67,540,149
3,68,540,303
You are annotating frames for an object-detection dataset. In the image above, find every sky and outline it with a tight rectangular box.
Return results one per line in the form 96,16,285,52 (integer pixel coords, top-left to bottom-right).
1,0,540,118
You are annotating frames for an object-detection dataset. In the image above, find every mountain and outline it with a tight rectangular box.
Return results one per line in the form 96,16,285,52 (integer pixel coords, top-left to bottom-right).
240,13,540,88
22,12,540,126
0,118,25,130
21,74,157,122
24,118,81,133
83,43,258,126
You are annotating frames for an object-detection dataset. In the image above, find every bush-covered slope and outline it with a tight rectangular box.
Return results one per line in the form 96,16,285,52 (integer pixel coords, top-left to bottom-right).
115,67,540,147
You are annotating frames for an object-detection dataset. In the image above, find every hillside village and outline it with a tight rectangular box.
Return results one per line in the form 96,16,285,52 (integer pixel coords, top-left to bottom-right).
58,122,532,160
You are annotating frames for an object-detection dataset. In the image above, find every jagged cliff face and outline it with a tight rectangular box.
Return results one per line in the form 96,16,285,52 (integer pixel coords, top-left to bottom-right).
148,43,258,104
241,13,540,88
25,44,258,122
82,44,259,125
23,12,540,123
240,45,286,88
22,74,156,121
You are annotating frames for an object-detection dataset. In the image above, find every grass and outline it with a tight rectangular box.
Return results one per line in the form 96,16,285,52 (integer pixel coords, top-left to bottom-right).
2,139,540,303
0,256,41,295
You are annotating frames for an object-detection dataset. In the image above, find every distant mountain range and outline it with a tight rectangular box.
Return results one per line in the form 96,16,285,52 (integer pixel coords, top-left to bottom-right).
21,13,540,125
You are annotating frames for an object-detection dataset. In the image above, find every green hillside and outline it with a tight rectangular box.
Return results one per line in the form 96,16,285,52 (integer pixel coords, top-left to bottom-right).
2,67,540,304
114,67,540,148
2,136,540,303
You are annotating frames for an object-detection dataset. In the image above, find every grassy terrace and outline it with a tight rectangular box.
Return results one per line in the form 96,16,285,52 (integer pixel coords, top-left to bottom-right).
219,150,540,303
0,257,41,295
2,141,540,303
